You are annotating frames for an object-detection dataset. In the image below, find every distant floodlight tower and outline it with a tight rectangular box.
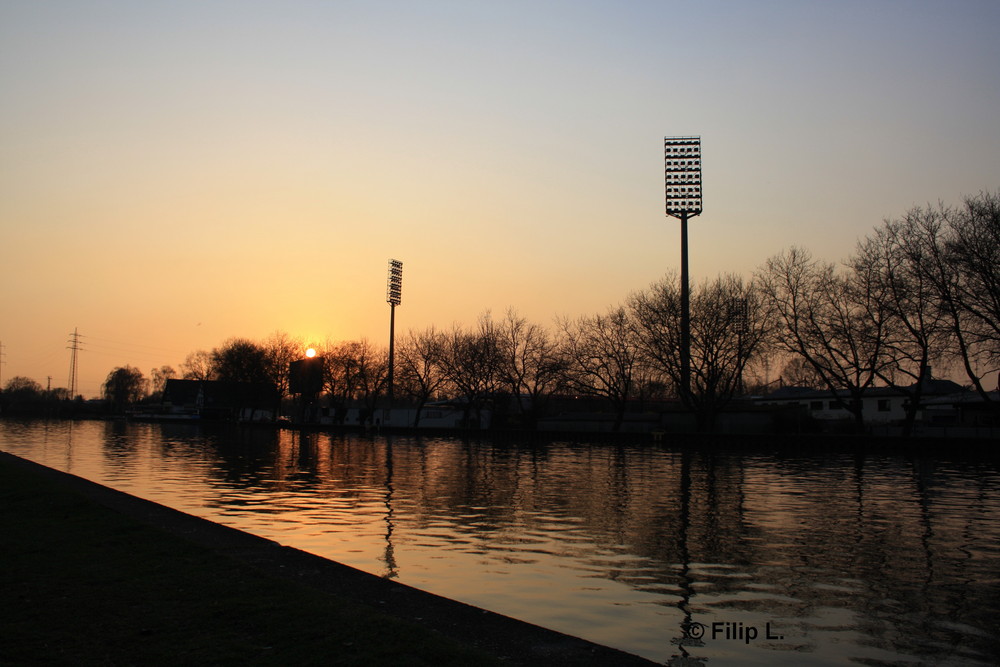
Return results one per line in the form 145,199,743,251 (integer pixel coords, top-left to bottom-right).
386,259,403,423
665,136,703,405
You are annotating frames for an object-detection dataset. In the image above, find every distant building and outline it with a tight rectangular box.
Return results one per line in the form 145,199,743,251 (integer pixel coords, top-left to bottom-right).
921,390,1000,427
160,379,279,422
754,375,968,425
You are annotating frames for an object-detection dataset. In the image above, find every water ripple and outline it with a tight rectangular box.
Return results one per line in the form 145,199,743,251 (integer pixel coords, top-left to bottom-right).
2,421,999,666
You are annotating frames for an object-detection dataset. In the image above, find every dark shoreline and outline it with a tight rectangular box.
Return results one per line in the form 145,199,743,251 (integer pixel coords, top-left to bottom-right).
4,413,998,455
0,450,655,666
116,415,1000,458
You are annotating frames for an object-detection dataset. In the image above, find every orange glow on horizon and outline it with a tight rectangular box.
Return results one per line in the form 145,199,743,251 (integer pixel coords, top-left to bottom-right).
2,3,996,398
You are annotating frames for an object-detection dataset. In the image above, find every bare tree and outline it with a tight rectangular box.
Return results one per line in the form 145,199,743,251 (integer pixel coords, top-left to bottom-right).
319,340,360,419
360,339,390,422
262,331,305,399
947,190,1000,393
150,365,177,399
331,339,388,425
558,306,640,432
630,273,772,429
1,376,44,414
879,200,996,400
852,217,952,433
211,338,271,385
759,247,890,430
778,357,824,388
103,366,147,413
396,326,448,427
4,376,42,394
180,350,214,380
495,308,565,429
439,314,503,427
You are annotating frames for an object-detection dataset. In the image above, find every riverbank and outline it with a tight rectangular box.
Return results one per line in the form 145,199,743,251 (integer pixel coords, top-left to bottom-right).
0,451,654,666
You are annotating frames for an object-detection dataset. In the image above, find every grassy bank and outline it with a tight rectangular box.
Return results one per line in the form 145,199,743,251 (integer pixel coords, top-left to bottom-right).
0,456,498,666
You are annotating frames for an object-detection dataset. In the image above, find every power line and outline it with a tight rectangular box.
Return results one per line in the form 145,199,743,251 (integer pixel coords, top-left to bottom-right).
67,328,83,397
84,342,184,362
83,333,187,357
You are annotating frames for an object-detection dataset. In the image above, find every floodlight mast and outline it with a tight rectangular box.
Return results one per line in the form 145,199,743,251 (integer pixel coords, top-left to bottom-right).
386,259,403,424
664,136,703,406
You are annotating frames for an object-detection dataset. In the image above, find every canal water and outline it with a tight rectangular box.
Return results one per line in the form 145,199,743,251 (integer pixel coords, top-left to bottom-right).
2,419,998,665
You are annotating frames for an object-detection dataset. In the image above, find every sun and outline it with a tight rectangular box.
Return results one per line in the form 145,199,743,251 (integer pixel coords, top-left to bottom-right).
305,348,317,358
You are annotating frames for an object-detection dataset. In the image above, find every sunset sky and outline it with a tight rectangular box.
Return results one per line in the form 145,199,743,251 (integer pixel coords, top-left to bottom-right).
2,1,999,397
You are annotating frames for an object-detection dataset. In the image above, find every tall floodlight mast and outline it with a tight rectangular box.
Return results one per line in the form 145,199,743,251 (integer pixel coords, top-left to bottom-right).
386,259,403,424
664,136,703,405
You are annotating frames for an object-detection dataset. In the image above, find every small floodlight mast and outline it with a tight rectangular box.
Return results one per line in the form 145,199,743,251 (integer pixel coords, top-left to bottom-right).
386,259,403,425
387,259,403,307
665,136,702,407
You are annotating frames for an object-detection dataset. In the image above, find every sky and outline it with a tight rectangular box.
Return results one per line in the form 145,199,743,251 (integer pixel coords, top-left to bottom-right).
2,1,999,398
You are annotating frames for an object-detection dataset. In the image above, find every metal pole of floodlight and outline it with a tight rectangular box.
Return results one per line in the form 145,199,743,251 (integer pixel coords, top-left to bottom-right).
664,136,703,406
733,297,749,396
386,259,403,424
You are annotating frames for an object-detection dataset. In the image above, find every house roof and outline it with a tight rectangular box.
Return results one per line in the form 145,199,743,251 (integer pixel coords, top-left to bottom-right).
760,386,821,400
163,379,202,404
758,377,968,402
923,391,999,406
916,378,967,395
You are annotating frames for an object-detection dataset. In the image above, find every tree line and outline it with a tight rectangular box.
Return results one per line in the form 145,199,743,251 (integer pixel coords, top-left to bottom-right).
4,191,996,431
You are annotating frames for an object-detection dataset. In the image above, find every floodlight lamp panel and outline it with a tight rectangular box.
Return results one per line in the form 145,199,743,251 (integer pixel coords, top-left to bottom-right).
664,135,703,218
386,258,404,305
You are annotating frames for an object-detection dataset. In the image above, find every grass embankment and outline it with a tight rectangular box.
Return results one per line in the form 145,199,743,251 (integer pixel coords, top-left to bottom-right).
0,457,497,666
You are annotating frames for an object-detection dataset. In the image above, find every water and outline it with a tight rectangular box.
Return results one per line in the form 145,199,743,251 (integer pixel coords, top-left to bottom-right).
2,419,998,665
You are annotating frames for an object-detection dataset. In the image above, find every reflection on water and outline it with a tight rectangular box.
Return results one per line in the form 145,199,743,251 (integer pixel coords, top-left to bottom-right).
2,420,998,665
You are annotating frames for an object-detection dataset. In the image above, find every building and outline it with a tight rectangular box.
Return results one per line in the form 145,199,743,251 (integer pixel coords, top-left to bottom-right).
159,379,279,422
755,375,968,427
